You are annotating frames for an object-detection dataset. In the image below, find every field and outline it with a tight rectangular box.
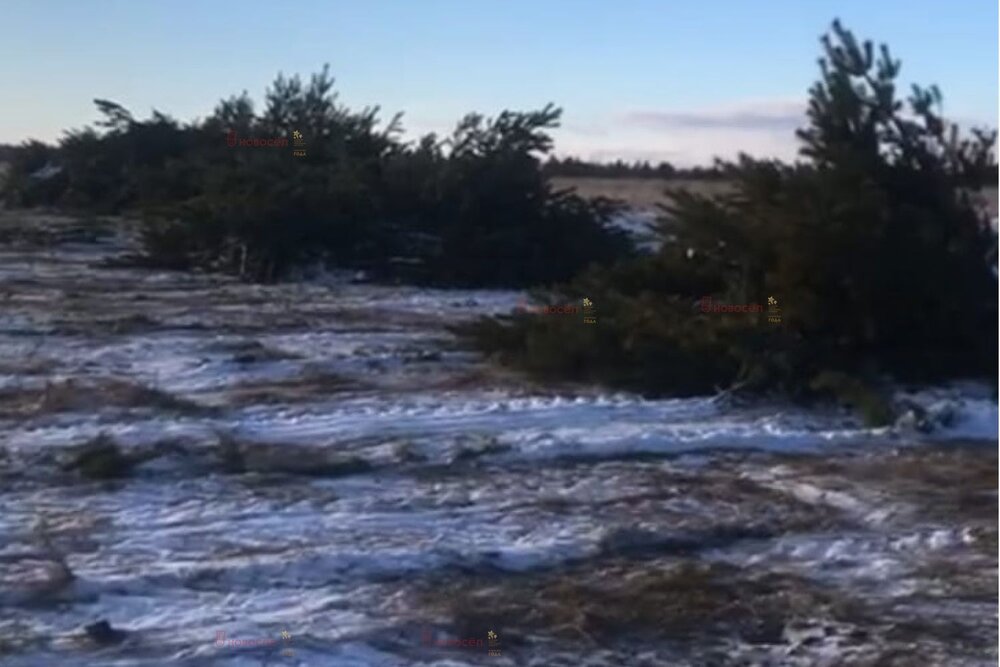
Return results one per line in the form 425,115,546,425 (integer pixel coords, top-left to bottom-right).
555,176,1000,220
552,177,732,210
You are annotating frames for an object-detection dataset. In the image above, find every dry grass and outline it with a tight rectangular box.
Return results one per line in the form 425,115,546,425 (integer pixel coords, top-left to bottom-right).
0,378,207,418
414,558,864,648
222,369,360,406
789,445,998,523
0,517,77,611
0,210,116,246
215,432,374,477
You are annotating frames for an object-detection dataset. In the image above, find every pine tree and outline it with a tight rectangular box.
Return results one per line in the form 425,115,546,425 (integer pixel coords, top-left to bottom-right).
464,20,998,408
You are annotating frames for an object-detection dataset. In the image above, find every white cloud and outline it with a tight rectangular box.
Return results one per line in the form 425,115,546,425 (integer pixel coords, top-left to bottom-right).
624,99,806,132
554,98,809,166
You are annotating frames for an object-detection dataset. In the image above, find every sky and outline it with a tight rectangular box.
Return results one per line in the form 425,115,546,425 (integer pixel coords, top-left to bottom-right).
2,0,997,166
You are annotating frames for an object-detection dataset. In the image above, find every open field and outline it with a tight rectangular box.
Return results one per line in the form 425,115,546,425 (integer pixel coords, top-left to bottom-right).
552,177,732,210
555,177,1000,219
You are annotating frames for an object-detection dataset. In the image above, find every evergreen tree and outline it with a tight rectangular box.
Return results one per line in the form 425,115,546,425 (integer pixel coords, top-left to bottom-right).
462,20,998,413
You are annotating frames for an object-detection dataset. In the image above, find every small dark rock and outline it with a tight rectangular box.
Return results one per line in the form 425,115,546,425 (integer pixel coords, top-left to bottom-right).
846,628,870,642
216,433,246,473
314,456,375,477
393,441,427,463
740,619,786,645
452,440,510,462
85,620,127,645
67,434,135,480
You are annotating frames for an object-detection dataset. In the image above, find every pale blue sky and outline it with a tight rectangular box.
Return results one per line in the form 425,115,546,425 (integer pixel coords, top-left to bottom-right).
2,0,996,164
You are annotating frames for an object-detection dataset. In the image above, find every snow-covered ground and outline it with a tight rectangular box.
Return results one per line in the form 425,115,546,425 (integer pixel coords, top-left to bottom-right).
0,217,995,666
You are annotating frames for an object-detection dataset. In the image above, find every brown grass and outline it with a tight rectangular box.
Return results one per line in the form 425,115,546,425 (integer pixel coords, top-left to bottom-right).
215,432,374,477
0,378,206,418
222,369,360,406
414,558,865,647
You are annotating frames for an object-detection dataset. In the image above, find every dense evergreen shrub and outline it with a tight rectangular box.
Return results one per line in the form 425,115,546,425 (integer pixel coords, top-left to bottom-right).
459,21,998,413
1,67,631,286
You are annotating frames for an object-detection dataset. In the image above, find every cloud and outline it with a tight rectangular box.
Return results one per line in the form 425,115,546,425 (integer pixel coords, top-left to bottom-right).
562,121,610,137
622,99,807,133
557,98,997,166
551,98,808,166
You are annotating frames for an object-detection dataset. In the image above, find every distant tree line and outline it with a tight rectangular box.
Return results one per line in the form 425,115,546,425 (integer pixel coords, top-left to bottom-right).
542,156,727,180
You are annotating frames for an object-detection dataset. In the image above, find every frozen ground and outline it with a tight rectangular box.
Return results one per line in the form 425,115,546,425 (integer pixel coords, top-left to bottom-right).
0,214,996,666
